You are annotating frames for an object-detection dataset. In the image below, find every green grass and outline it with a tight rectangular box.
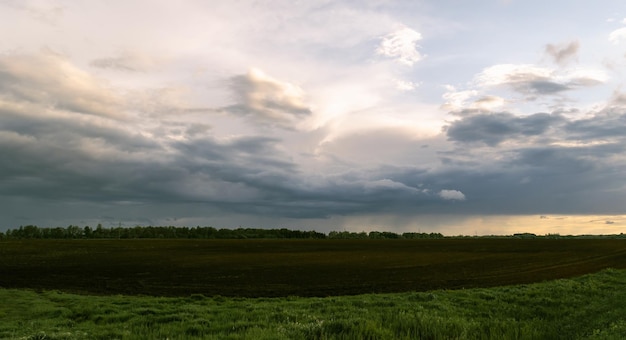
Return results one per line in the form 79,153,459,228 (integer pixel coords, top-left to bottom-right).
1,269,625,339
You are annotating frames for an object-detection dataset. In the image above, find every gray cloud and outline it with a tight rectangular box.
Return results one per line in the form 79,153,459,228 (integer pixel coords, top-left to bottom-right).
565,113,626,140
476,64,605,98
227,68,311,127
507,75,603,98
1,49,625,232
91,57,140,72
3,97,626,228
0,71,458,224
436,104,626,215
90,51,161,72
545,41,579,65
517,80,570,94
3,70,626,229
0,51,124,119
445,112,564,146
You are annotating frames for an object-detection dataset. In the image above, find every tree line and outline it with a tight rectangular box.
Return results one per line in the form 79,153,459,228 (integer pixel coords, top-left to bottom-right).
2,225,622,240
0,225,444,240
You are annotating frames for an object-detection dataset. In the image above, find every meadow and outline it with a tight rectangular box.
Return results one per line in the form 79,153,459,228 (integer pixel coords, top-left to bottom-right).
1,269,625,339
1,238,625,339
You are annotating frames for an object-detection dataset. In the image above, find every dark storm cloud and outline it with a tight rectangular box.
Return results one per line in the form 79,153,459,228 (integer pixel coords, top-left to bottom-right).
3,97,626,227
446,105,626,150
565,110,626,140
0,84,441,223
2,51,626,230
0,128,171,203
172,135,298,177
437,104,626,215
0,69,428,219
0,118,303,207
445,112,564,146
0,106,155,152
386,142,626,216
167,135,440,218
512,146,597,172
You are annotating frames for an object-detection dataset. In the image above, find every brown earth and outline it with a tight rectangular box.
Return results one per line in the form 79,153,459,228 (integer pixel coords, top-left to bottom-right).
1,239,625,297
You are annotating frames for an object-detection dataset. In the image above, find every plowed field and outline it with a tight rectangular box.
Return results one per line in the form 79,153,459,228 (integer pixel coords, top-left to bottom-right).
1,239,625,297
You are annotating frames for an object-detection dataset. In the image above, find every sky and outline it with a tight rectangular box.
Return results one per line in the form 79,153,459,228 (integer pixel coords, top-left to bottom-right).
1,0,626,235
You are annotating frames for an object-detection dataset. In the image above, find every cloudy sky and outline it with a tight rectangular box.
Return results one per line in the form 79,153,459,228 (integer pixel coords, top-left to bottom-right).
2,0,626,235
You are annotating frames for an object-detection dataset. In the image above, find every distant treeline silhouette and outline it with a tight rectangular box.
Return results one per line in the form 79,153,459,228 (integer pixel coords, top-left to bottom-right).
1,225,624,240
0,225,446,240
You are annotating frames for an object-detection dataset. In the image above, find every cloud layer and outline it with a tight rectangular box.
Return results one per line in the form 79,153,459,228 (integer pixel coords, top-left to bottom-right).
1,1,626,234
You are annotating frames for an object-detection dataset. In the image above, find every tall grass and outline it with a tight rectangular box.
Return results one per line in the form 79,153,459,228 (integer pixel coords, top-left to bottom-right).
1,269,625,339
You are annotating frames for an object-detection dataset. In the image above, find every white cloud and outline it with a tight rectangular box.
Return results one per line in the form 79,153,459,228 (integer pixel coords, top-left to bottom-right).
377,27,424,66
396,80,418,91
442,86,479,111
562,67,608,85
609,27,626,44
442,86,505,112
438,189,466,201
476,64,554,88
363,179,422,193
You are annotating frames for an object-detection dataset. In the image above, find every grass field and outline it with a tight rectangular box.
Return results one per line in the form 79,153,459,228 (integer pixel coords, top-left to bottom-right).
1,269,626,339
1,239,625,297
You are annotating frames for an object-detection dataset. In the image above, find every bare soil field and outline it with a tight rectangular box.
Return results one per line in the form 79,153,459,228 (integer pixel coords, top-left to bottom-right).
1,238,625,297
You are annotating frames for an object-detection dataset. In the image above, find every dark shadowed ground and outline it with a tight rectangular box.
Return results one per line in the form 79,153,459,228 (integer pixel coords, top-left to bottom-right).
1,239,625,297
